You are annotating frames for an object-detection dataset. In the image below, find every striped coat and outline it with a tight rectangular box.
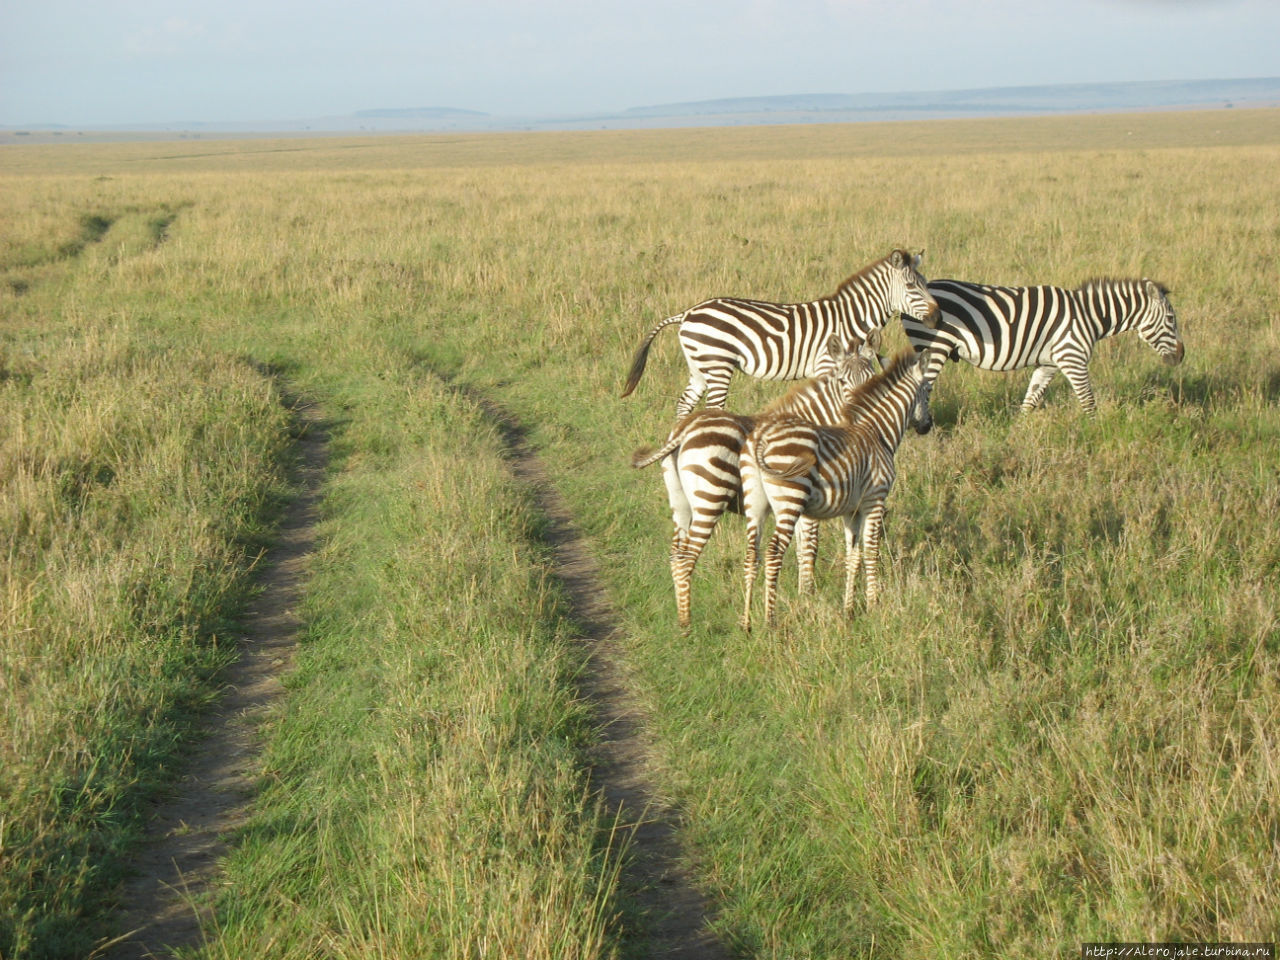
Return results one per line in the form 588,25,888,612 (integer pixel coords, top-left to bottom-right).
632,336,878,629
622,248,938,416
901,277,1184,430
739,349,935,630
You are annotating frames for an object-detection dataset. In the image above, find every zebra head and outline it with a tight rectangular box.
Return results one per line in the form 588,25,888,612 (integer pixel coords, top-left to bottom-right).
888,249,940,328
813,330,881,380
1082,278,1185,367
907,347,944,436
1135,279,1185,367
825,332,880,397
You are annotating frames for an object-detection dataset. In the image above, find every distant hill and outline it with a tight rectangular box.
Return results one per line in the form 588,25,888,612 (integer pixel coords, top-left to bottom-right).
384,76,1279,131
4,77,1277,138
623,78,1280,120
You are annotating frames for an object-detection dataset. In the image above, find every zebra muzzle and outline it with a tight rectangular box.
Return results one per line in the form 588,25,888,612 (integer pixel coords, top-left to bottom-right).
1165,342,1185,366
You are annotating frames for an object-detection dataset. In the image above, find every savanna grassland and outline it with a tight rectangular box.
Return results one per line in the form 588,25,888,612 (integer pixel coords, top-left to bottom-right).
2,109,1278,958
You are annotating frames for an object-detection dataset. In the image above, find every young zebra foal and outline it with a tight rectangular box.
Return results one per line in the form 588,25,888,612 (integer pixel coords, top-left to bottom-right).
622,248,938,417
632,336,878,630
739,349,936,630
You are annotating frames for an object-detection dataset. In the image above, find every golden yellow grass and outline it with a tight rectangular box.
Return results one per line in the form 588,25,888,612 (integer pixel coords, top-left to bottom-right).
2,107,1278,956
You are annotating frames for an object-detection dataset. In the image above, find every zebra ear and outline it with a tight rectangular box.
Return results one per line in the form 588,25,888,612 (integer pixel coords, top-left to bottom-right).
890,249,907,268
825,334,846,360
865,328,882,352
914,249,925,269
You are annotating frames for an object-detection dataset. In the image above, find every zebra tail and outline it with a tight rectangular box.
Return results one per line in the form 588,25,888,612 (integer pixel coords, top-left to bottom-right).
631,443,666,469
753,419,816,480
621,313,685,398
631,411,699,469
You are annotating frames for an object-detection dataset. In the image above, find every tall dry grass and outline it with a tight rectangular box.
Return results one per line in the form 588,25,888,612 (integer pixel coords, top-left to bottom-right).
2,108,1277,957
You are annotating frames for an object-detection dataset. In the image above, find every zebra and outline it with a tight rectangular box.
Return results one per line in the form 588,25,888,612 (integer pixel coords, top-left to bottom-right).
739,348,937,630
621,248,939,417
900,277,1185,432
631,335,879,630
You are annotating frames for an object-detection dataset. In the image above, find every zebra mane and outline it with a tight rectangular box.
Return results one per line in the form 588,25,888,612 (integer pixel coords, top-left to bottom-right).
839,349,917,421
832,248,909,296
1076,277,1170,297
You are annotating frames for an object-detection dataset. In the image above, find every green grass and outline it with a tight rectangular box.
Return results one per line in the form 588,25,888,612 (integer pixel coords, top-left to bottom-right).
2,108,1278,957
205,362,618,959
0,320,292,957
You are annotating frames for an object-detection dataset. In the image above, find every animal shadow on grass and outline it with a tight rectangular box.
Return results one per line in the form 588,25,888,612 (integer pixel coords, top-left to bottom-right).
1140,365,1280,410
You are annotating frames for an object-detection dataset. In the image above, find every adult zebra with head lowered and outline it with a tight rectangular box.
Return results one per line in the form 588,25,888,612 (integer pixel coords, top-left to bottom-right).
902,276,1185,432
622,248,939,417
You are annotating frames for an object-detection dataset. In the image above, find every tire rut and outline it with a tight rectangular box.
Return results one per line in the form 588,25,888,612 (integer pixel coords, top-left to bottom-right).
468,388,733,960
105,403,327,959
106,386,730,958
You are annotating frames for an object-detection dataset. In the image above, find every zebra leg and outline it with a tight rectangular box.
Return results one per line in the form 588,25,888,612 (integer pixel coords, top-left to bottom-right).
672,546,697,631
842,513,865,615
669,527,689,578
669,528,693,628
700,364,737,411
1021,365,1059,411
913,380,935,434
741,518,762,632
796,516,821,594
662,457,693,624
763,510,800,626
912,350,948,434
673,511,723,630
675,373,707,418
1048,339,1099,415
861,502,887,607
739,448,773,632
1059,361,1098,415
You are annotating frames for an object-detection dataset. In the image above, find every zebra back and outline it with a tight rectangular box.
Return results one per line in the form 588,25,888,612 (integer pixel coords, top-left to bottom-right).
754,350,928,487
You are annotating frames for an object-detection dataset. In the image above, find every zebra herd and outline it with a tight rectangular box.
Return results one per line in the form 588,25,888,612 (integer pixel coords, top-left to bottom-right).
624,247,1186,630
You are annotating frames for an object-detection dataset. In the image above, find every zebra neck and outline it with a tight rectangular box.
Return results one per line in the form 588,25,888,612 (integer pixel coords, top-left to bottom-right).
802,380,842,417
843,379,919,448
1078,283,1139,342
832,269,891,330
880,386,919,447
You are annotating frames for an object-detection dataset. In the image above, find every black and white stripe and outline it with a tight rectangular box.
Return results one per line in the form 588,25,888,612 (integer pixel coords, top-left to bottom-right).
631,336,878,629
902,277,1185,431
622,248,939,417
739,349,935,630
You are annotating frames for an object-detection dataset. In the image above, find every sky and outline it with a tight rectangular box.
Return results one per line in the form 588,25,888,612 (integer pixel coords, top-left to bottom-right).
2,0,1278,126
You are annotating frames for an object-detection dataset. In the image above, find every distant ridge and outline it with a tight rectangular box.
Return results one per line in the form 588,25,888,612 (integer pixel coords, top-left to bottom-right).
4,77,1277,138
624,78,1280,118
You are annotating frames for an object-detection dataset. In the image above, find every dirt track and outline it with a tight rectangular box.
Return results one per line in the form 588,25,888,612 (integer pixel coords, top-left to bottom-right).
108,404,327,959
107,389,728,958
472,389,731,959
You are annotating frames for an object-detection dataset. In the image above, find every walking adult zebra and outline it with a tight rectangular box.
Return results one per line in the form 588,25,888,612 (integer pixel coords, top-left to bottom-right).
740,349,936,630
632,335,878,630
622,248,939,417
900,277,1185,432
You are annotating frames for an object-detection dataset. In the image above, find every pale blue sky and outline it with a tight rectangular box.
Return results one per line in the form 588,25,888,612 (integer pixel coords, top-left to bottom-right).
2,0,1277,125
